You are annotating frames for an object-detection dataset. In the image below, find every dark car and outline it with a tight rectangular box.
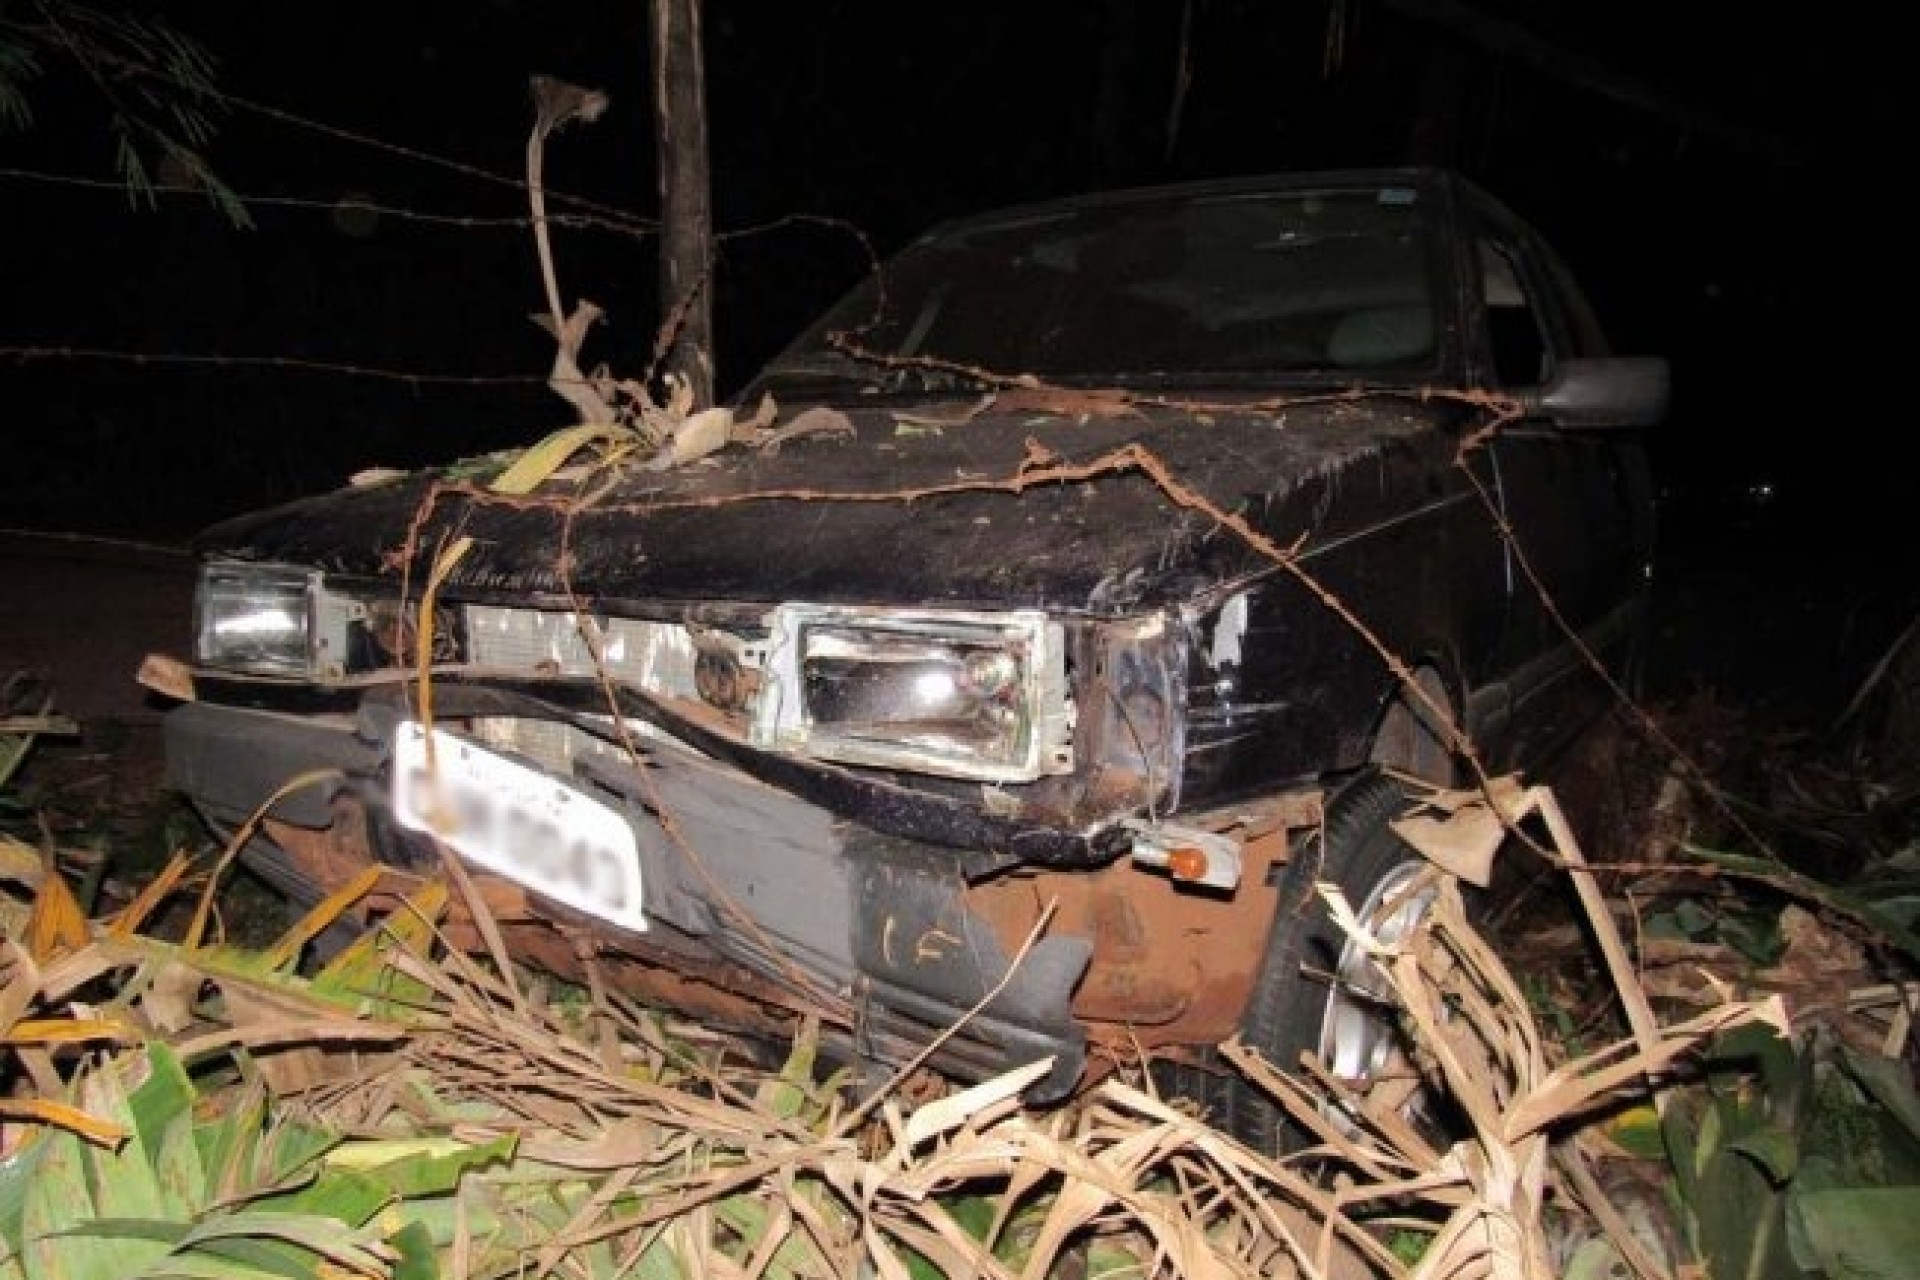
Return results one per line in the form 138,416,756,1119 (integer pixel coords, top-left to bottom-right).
152,167,1665,1146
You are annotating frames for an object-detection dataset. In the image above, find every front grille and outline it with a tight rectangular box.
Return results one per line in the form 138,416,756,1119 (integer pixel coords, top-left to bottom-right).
463,605,705,773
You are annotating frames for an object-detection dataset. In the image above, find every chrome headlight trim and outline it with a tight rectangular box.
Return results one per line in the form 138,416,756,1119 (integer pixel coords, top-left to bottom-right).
752,604,1073,783
193,561,365,678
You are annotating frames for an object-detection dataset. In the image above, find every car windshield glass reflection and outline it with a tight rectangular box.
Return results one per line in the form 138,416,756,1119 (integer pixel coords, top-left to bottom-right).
765,185,1438,383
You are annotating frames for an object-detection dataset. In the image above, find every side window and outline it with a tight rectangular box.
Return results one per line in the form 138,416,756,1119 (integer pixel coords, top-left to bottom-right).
1477,237,1549,387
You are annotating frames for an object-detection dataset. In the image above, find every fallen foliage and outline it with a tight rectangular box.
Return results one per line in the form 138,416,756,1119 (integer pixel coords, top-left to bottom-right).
13,646,1920,1279
3,764,1840,1280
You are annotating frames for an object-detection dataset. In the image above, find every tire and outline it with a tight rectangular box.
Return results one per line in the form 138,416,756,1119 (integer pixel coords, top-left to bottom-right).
1224,772,1452,1153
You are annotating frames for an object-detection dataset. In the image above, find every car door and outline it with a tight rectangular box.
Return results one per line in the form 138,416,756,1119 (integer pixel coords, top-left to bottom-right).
1471,204,1656,752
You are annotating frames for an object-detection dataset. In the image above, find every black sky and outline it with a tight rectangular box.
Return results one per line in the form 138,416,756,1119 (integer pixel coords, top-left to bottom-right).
0,1,1857,548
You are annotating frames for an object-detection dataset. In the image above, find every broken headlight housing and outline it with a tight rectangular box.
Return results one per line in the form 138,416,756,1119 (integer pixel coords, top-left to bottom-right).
753,606,1073,782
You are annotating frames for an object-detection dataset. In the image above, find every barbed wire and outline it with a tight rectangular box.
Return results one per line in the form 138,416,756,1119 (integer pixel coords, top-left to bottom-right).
5,32,890,396
0,345,555,388
0,165,877,261
0,215,880,395
55,32,655,235
0,189,879,395
58,38,891,262
0,165,645,235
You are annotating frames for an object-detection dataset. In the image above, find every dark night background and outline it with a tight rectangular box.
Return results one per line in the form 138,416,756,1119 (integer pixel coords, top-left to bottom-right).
0,1,1898,705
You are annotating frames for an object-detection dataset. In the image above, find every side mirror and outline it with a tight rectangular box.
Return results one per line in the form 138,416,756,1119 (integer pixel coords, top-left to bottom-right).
1521,356,1669,429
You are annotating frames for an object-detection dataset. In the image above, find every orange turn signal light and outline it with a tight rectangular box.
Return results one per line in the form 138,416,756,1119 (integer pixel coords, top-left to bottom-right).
1165,846,1210,882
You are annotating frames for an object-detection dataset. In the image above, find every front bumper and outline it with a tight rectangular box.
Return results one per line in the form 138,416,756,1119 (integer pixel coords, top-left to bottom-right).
164,693,1101,1101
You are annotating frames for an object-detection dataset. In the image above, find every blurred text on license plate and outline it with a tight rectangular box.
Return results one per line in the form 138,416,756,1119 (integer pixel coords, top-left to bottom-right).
391,720,646,932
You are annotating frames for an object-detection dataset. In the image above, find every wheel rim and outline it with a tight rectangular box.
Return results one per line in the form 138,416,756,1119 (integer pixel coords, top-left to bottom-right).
1317,861,1436,1088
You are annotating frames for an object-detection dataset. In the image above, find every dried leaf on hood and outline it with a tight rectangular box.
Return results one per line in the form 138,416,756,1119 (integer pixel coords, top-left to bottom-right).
739,390,780,428
890,393,997,429
643,405,738,471
994,385,1144,421
744,403,856,455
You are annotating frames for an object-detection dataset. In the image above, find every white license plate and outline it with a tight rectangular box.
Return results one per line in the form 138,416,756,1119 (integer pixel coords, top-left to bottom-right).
391,720,646,933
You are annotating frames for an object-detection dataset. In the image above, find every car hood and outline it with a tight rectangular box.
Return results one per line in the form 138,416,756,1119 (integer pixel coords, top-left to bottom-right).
195,391,1454,615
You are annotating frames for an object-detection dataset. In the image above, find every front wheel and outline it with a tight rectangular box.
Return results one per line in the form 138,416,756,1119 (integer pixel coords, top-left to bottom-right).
1229,772,1455,1152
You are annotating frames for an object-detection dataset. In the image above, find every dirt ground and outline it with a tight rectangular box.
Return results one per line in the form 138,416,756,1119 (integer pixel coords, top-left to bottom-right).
0,530,194,725
2,530,196,879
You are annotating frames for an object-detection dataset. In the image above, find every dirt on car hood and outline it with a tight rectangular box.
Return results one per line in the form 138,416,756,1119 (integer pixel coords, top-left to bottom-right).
194,391,1456,615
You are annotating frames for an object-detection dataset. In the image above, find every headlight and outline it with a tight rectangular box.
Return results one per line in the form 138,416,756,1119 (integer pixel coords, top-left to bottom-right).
753,606,1073,782
194,562,366,678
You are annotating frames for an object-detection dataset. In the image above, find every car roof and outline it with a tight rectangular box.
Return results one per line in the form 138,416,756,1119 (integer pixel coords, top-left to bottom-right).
912,166,1479,243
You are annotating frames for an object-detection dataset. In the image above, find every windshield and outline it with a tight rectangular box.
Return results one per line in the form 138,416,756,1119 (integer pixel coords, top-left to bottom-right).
761,184,1440,388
